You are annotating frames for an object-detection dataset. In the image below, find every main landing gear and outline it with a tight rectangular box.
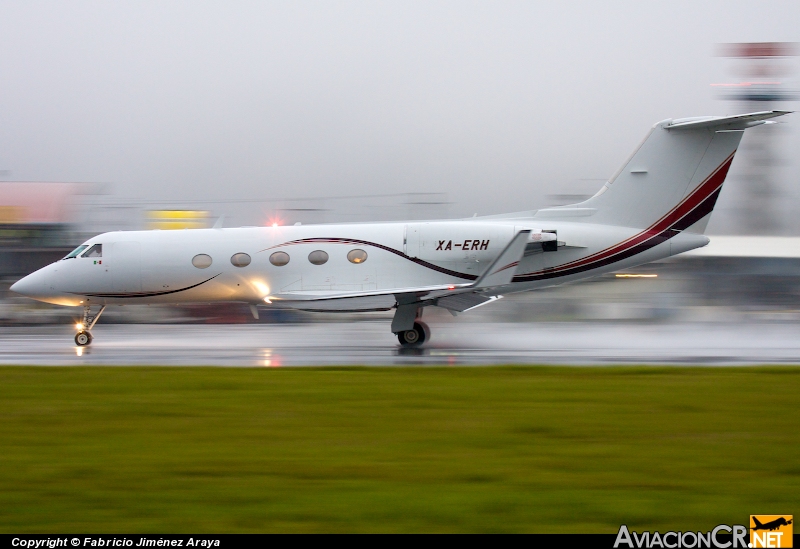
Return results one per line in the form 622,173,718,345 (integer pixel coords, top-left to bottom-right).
392,301,431,347
396,320,430,347
75,304,106,346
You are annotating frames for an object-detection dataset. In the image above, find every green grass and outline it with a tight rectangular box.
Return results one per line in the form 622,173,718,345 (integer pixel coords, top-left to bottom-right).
0,366,798,533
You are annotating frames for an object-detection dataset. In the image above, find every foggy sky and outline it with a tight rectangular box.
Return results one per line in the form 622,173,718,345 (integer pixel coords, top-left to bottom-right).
0,1,798,223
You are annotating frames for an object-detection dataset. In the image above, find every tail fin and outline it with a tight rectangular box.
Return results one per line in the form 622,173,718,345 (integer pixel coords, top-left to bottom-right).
578,111,791,233
753,517,764,528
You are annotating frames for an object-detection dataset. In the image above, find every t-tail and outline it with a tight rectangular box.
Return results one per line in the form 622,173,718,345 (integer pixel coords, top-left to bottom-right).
578,111,791,233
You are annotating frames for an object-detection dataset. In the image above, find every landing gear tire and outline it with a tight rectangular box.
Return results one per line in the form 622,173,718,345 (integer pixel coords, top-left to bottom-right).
75,331,92,346
73,304,105,346
397,321,429,347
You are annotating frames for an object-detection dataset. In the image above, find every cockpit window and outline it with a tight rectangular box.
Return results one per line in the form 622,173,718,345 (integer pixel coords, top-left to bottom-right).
63,245,88,259
83,244,102,258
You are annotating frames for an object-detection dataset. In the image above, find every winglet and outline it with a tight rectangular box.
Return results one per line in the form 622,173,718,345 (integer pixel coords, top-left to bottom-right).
472,230,531,289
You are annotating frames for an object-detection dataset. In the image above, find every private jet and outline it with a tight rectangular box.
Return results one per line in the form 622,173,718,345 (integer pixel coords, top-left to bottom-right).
10,111,791,346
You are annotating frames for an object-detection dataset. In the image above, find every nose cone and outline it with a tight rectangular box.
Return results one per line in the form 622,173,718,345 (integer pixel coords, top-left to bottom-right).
10,274,38,296
9,266,81,306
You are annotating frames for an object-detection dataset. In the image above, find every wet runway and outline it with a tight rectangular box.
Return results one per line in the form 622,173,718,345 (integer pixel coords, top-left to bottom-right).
1,321,799,366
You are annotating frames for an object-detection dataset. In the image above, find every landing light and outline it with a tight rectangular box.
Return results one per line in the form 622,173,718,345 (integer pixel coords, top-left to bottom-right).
252,281,270,298
615,274,657,278
263,297,272,304
75,323,84,330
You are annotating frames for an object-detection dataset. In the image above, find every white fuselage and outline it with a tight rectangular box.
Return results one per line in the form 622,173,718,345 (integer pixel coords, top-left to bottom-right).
11,217,709,310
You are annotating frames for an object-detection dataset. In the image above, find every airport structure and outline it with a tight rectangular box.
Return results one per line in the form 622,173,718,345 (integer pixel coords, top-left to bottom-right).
712,42,798,235
0,182,82,278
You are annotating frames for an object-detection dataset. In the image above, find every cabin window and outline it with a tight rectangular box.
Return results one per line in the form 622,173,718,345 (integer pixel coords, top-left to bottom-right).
308,250,328,265
230,253,251,267
83,244,102,258
63,245,88,259
269,251,290,266
192,254,213,269
347,249,368,264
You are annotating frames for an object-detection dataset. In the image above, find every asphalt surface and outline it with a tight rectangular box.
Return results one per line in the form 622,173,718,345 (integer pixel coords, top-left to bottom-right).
1,321,799,366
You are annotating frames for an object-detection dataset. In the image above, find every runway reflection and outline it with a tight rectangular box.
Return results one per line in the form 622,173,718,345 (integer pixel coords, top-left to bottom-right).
3,321,799,366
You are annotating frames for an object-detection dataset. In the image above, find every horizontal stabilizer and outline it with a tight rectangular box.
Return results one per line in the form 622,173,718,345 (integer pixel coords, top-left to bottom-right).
666,111,791,131
472,230,531,289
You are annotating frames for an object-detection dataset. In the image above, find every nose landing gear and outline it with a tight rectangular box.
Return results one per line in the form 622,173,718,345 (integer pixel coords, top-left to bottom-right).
75,305,106,346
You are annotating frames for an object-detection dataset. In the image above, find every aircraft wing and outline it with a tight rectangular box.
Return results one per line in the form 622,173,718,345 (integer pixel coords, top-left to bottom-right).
273,285,503,314
274,283,472,302
436,293,502,313
471,230,531,289
270,283,472,311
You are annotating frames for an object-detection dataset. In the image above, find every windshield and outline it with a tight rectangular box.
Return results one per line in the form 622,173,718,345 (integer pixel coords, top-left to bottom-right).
83,244,102,258
63,245,88,259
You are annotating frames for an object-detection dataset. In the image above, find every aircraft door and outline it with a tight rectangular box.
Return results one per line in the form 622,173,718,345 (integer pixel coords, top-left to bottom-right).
108,241,142,293
404,224,420,258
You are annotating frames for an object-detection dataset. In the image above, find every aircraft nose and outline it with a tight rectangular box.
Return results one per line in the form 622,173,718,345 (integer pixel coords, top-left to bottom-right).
9,266,82,306
10,273,40,296
10,268,59,299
